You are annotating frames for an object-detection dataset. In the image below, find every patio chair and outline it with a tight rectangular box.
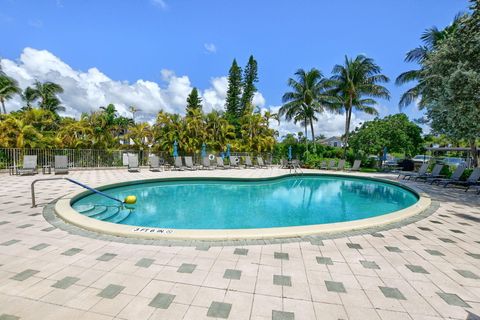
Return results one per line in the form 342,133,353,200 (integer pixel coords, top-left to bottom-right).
173,157,184,171
336,159,345,171
468,184,480,194
319,161,327,169
452,167,480,191
429,165,467,186
244,156,255,168
347,160,361,172
414,164,444,181
256,156,268,169
18,155,38,175
202,156,213,170
128,154,140,172
329,160,339,170
149,155,161,172
216,157,228,169
184,156,197,170
281,159,289,169
398,162,428,180
229,156,240,169
54,155,69,175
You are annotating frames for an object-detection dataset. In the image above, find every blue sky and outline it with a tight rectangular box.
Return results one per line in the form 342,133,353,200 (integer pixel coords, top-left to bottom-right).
0,0,469,136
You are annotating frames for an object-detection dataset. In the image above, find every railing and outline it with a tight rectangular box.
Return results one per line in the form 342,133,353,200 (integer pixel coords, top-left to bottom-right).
0,148,273,172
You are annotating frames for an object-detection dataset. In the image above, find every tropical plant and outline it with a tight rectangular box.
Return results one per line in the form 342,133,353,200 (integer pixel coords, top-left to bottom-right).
0,73,21,114
31,81,65,114
329,55,390,157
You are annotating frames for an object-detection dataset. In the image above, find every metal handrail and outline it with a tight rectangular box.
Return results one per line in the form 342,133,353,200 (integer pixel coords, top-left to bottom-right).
31,177,66,207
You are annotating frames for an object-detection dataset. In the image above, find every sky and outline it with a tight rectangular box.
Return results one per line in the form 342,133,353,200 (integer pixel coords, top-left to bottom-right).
0,0,469,138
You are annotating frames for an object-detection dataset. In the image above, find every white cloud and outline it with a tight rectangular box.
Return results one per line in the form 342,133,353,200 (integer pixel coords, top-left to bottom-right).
204,43,217,54
151,0,167,9
0,47,266,121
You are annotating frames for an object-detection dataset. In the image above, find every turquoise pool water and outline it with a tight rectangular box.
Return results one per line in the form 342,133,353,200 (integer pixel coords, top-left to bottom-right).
72,175,418,229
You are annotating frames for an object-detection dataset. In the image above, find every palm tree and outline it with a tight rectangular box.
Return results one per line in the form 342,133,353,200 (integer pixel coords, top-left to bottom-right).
329,55,390,157
22,87,39,109
396,15,462,108
0,74,21,114
32,81,65,114
280,68,329,149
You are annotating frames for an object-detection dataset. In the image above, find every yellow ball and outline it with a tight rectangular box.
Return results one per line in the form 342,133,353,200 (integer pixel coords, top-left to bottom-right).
124,195,137,204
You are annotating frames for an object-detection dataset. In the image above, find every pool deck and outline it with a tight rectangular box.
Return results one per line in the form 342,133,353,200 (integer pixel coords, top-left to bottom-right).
0,168,479,320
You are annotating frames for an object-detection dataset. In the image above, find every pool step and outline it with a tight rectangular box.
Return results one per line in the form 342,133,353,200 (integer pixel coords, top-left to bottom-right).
105,209,131,224
82,205,108,217
76,204,95,214
94,206,120,221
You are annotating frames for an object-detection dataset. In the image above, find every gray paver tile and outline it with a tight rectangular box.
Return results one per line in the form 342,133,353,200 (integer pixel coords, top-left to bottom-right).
41,226,56,232
425,249,444,256
437,292,471,308
17,223,33,229
325,280,346,293
52,276,80,289
97,253,117,261
149,293,176,309
207,301,232,319
466,253,480,259
316,256,333,265
347,243,362,249
371,233,384,238
177,263,196,273
61,248,82,256
1,239,20,246
405,264,429,274
0,221,10,225
136,258,155,268
272,310,295,320
98,284,125,299
234,248,248,256
309,239,324,245
454,269,479,279
379,286,406,300
360,260,380,270
439,237,456,243
11,269,39,281
0,315,20,320
30,243,50,251
223,269,242,280
404,235,419,240
273,275,292,287
385,246,402,253
274,252,289,260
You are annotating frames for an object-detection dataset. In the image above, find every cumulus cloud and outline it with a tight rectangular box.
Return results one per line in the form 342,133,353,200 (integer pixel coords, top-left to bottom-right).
204,43,217,54
0,47,265,121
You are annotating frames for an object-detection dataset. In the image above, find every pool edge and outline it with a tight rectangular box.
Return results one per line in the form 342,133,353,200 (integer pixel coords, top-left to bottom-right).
54,173,431,241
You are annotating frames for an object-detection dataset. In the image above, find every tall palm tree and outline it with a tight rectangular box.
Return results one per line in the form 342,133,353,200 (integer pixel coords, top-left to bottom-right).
22,86,39,109
396,15,462,108
0,74,21,114
280,68,329,149
329,55,390,157
32,81,65,114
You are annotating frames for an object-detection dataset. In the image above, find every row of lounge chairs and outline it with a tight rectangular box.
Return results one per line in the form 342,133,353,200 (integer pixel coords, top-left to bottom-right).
11,155,69,175
128,155,270,172
321,159,362,171
398,163,480,193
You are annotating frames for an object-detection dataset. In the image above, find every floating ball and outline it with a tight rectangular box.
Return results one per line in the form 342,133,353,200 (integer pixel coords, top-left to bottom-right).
124,195,137,204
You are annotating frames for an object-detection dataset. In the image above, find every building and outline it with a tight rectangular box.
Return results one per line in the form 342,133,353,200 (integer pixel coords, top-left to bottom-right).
319,136,344,148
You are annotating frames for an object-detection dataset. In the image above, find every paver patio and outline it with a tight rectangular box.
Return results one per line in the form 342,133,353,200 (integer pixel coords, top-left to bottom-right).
0,168,479,319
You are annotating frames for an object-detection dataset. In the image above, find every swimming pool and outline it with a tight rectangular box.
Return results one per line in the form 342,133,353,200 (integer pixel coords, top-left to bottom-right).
71,175,419,230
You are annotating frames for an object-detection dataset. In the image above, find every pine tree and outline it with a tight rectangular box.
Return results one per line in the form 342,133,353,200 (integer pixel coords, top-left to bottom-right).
240,55,258,115
186,87,202,116
224,59,242,120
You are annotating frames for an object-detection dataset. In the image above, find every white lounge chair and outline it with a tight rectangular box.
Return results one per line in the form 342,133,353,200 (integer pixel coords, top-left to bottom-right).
202,156,213,170
184,156,197,170
54,155,69,175
128,154,140,172
244,156,255,168
149,155,161,172
173,157,184,171
229,156,240,169
216,157,227,169
256,156,268,169
347,160,361,172
18,155,38,175
336,159,346,171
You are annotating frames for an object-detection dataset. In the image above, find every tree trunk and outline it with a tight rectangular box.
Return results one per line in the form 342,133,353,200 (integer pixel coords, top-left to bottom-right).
470,139,478,167
310,117,315,146
343,108,352,159
304,117,308,150
0,98,6,114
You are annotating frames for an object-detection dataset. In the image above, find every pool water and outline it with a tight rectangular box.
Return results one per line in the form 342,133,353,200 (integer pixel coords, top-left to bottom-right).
72,175,418,229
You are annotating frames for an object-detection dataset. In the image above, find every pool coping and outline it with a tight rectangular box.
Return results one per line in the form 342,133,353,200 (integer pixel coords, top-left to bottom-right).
52,173,432,241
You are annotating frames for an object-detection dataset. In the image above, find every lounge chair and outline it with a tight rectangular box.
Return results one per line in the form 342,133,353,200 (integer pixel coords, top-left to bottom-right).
149,155,161,172
324,159,336,170
415,164,444,181
329,160,340,170
429,165,467,186
398,162,429,180
202,156,213,170
319,161,327,169
256,156,268,169
229,156,240,169
244,156,255,168
17,155,38,175
54,155,69,175
184,156,197,170
347,160,361,172
173,157,184,170
216,157,227,169
128,154,140,172
468,184,480,194
336,159,345,171
453,167,480,191
281,159,289,169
